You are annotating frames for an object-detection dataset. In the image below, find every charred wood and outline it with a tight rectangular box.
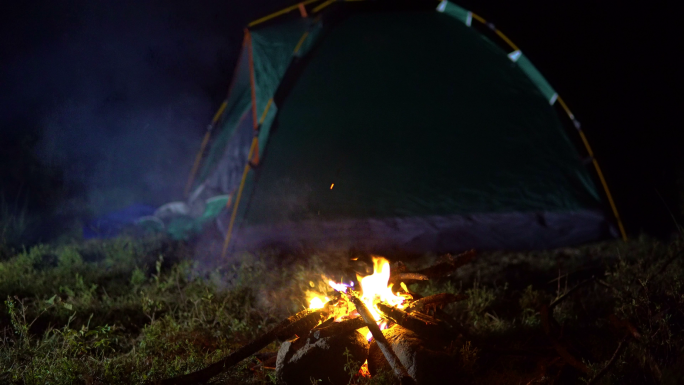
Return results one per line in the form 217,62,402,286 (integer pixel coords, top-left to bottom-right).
159,308,325,385
376,302,449,340
388,273,429,286
348,293,416,385
368,325,459,384
404,293,467,313
276,310,326,341
276,329,368,385
415,249,475,279
310,316,366,341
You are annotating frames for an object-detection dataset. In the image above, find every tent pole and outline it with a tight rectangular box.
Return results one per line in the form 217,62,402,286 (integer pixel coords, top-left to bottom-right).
248,0,320,27
469,11,628,241
183,101,227,197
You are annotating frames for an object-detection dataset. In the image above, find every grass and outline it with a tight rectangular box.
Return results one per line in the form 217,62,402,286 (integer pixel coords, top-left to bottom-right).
0,233,682,384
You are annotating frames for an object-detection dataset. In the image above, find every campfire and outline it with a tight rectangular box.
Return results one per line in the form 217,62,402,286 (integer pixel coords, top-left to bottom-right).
161,250,475,385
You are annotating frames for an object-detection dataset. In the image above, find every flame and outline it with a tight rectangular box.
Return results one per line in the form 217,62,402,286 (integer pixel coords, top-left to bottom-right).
358,256,407,321
328,280,351,292
328,256,408,332
358,360,371,378
308,295,329,310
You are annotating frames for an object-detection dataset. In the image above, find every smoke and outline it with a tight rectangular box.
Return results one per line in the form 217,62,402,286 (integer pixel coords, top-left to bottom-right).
1,0,255,224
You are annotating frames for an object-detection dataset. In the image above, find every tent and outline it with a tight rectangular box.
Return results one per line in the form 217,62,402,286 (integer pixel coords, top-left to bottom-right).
179,0,625,254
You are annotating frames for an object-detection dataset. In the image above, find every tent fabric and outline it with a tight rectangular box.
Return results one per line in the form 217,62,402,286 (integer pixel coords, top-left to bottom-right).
437,0,471,26
197,45,253,184
166,195,231,240
231,209,614,254
513,52,558,104
193,1,616,252
251,18,311,122
203,109,255,195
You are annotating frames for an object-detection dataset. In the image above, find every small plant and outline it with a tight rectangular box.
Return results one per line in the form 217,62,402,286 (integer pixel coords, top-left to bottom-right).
519,285,546,326
460,340,479,372
342,347,362,384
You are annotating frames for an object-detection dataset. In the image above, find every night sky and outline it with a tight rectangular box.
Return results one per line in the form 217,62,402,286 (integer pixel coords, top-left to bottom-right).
1,0,680,244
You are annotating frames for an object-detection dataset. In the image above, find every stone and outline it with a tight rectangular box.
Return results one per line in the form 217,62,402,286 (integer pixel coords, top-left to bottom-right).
368,325,457,384
276,329,369,385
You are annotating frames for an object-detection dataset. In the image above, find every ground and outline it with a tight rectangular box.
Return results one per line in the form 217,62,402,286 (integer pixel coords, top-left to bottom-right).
0,233,682,384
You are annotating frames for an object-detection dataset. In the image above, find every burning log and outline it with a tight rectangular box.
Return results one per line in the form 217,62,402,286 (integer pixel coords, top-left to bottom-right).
160,308,325,385
376,302,449,340
276,329,369,385
348,293,417,385
368,325,458,384
404,293,467,314
310,316,366,341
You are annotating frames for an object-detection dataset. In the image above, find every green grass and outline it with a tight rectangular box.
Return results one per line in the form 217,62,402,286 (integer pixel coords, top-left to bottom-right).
0,234,682,384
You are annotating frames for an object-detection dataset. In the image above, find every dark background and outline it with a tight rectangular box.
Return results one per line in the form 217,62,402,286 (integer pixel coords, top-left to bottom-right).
1,0,681,245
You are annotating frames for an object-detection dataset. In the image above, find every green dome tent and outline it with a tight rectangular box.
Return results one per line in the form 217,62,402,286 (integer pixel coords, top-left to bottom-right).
182,0,625,255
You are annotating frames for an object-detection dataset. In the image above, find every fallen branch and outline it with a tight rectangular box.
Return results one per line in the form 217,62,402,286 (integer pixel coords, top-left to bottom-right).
587,336,629,385
404,293,467,313
540,305,590,374
347,293,416,385
159,308,325,385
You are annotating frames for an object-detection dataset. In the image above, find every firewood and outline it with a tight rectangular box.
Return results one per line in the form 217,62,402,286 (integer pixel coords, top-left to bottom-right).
368,325,458,384
347,293,416,385
376,302,448,340
310,316,366,340
159,308,326,385
388,273,429,286
277,329,368,385
404,293,467,313
311,316,335,331
415,249,475,279
276,309,327,341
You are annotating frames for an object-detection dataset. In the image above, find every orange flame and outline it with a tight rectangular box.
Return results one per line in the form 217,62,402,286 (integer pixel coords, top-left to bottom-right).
318,256,411,342
358,256,407,321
